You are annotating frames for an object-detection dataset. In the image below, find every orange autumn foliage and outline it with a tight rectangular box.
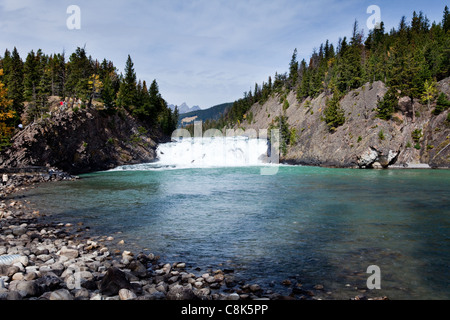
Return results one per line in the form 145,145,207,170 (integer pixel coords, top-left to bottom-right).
0,68,16,145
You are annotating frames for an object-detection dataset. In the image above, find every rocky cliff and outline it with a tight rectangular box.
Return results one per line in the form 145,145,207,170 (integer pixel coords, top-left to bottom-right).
237,78,450,169
0,106,168,174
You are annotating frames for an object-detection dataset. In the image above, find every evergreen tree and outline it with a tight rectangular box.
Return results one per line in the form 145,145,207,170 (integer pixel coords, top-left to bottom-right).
117,55,137,111
376,88,397,120
433,93,450,115
443,6,450,33
65,47,92,103
323,88,345,131
288,48,299,88
7,47,24,116
23,50,41,102
101,74,116,112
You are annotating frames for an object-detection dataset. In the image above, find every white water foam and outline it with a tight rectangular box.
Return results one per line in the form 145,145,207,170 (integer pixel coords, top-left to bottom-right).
113,137,270,171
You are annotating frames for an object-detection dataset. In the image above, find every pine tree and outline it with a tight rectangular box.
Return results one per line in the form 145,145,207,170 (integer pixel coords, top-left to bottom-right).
443,6,450,33
117,55,137,111
433,93,450,115
288,48,299,88
7,48,24,116
376,88,397,120
101,74,116,112
324,88,345,131
23,50,41,102
66,47,92,103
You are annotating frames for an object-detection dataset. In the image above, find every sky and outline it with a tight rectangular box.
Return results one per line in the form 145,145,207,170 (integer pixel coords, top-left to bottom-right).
0,0,447,109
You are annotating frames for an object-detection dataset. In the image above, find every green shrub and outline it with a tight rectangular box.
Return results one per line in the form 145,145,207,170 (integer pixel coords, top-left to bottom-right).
433,93,450,115
378,130,385,141
357,136,362,143
412,129,423,143
324,90,345,132
138,126,148,135
376,89,397,120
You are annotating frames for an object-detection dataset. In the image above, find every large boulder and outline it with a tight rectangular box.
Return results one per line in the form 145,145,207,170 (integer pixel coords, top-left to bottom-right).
99,267,133,296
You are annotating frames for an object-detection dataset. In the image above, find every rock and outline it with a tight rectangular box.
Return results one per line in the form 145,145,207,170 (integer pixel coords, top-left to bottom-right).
36,254,53,262
59,246,79,259
73,288,90,300
35,275,64,292
205,276,216,284
166,285,197,301
24,272,37,281
168,275,179,284
176,263,186,269
99,267,133,296
195,288,211,299
214,274,224,282
15,256,29,267
282,279,292,286
49,289,74,300
314,284,324,290
227,293,240,300
128,260,147,278
149,291,165,300
6,291,23,300
12,272,24,281
119,288,137,300
358,148,379,168
90,293,104,300
12,227,27,236
249,284,261,292
9,280,40,298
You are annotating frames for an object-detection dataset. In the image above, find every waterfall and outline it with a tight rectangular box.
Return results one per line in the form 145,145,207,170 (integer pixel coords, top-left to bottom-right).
158,137,269,168
113,137,270,171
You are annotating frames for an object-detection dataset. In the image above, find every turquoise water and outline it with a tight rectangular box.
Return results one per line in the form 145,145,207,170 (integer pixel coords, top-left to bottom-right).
24,166,450,299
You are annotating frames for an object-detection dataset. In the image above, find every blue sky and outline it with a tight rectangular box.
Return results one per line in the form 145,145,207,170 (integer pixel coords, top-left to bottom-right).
0,0,447,109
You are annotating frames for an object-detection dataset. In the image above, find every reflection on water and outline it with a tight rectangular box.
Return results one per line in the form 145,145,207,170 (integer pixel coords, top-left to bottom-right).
23,166,450,300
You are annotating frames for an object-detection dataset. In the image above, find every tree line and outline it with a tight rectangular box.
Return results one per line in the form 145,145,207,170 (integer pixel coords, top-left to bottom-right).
209,6,450,133
0,47,178,149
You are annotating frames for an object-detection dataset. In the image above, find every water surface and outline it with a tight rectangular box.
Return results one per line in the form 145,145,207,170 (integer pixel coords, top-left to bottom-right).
23,165,450,300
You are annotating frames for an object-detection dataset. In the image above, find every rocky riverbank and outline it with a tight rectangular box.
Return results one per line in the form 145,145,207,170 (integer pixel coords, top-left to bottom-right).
1,174,388,301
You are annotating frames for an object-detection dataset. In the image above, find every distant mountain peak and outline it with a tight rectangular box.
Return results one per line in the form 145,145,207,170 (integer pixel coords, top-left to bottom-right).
169,103,201,114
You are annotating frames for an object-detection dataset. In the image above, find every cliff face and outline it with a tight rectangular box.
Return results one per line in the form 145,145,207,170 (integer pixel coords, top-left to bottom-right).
0,106,168,174
237,78,450,168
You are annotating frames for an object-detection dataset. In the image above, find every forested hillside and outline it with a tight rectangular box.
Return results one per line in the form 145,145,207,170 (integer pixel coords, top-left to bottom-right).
207,6,450,132
0,48,178,151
